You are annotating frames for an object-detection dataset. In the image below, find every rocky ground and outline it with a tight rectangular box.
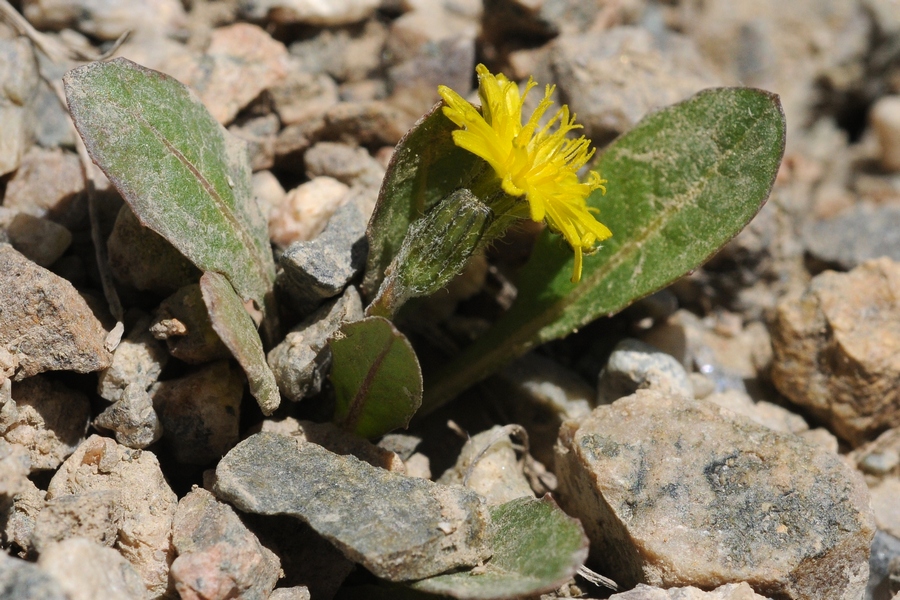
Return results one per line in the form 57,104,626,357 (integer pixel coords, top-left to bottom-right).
1,0,900,599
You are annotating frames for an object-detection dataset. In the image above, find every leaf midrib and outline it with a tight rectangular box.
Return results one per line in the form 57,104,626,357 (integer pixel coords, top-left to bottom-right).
108,97,271,298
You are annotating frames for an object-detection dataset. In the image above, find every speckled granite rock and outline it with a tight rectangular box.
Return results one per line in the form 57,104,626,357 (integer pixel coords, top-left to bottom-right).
771,258,900,445
214,432,492,581
170,488,280,600
555,390,874,599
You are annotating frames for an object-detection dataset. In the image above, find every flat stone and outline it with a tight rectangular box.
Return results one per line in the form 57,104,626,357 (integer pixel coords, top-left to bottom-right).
269,588,311,600
45,435,178,597
269,176,349,247
152,360,243,466
0,30,39,178
166,23,288,125
279,203,368,313
38,538,149,600
23,0,186,40
214,432,492,581
288,20,386,83
93,384,162,449
771,258,900,445
597,338,694,405
303,141,385,190
438,425,534,506
4,375,91,471
107,205,201,294
851,428,900,477
97,315,168,403
322,101,410,147
555,390,875,599
267,286,363,402
0,209,72,267
239,0,380,25
170,488,280,600
270,66,339,126
609,582,772,599
550,27,719,142
0,552,67,600
150,284,231,365
2,147,86,230
0,244,112,380
803,205,900,270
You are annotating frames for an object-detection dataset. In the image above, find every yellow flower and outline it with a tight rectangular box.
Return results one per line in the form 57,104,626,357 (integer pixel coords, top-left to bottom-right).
438,64,611,283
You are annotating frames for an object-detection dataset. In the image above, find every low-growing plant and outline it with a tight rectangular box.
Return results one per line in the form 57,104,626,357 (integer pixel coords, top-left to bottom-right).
64,57,785,599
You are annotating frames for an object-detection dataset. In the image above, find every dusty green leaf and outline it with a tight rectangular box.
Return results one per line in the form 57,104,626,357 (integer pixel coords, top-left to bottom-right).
330,316,423,439
64,58,275,314
424,87,786,414
200,271,280,415
411,495,589,599
362,102,484,299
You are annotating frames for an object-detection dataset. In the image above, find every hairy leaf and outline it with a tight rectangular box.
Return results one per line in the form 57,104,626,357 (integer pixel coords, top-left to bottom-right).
65,58,275,314
424,88,786,413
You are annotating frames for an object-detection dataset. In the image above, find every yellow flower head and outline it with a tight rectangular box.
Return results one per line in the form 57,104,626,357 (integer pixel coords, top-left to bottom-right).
438,64,611,283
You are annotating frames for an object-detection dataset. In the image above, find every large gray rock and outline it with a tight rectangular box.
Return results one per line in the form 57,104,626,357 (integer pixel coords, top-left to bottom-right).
555,390,874,599
771,258,900,446
214,432,492,581
0,244,112,380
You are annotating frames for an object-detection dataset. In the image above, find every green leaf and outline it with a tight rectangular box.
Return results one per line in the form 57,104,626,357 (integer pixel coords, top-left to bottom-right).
362,102,483,299
200,272,280,415
330,316,423,439
423,87,786,414
64,58,275,316
410,496,589,599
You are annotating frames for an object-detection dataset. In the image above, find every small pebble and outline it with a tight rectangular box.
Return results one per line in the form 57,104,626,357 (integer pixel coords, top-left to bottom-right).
871,95,900,172
597,338,694,404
